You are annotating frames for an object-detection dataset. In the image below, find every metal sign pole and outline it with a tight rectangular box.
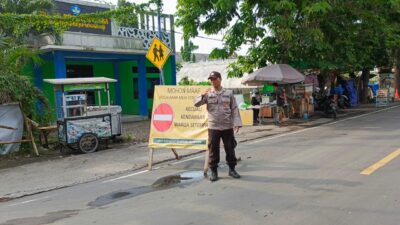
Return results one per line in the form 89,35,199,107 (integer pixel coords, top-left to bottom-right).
160,69,164,85
157,2,165,85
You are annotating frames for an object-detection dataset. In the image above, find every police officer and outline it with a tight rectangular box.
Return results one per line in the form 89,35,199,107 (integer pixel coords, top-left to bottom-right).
194,71,242,182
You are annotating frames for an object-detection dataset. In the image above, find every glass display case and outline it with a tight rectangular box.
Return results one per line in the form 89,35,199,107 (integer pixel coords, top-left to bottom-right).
64,94,87,117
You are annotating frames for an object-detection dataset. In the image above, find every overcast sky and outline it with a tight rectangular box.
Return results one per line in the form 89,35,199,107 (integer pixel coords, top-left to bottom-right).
106,0,248,55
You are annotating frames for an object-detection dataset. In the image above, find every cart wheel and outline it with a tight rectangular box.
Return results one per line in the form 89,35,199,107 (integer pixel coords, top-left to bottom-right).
79,133,99,153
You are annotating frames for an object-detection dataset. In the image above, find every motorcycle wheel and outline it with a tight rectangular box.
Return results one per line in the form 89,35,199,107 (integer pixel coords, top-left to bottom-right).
332,109,337,119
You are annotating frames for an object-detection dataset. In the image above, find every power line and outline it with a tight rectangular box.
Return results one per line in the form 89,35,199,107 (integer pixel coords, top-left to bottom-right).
142,24,224,42
173,30,223,42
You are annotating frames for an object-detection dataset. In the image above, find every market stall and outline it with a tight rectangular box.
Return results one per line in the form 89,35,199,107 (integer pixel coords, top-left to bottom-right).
44,77,122,153
289,83,314,118
241,64,306,123
234,94,254,126
379,73,395,102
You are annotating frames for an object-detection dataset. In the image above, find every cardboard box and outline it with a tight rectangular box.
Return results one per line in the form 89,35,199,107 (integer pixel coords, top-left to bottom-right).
240,110,253,126
308,104,314,114
261,106,272,118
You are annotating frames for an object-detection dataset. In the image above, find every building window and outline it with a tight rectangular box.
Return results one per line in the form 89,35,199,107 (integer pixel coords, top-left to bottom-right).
132,66,160,74
66,65,93,78
133,77,160,99
66,65,95,105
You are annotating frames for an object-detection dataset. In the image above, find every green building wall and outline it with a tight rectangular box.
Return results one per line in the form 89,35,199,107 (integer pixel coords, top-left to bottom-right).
27,56,174,117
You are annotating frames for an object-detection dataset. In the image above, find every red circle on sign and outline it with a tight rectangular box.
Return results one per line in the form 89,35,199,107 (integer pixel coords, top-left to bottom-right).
152,103,174,132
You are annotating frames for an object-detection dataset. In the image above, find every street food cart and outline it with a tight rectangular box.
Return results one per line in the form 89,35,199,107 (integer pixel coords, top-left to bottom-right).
289,83,314,118
379,73,395,102
44,77,122,153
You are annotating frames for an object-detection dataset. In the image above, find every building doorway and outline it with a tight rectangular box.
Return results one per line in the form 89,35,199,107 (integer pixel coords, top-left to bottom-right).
66,65,96,106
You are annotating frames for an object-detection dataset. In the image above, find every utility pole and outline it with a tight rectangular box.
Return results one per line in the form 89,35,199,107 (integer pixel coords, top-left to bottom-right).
156,0,165,85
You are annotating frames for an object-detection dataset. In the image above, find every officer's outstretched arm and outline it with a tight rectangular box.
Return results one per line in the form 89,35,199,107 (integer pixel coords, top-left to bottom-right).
194,94,207,107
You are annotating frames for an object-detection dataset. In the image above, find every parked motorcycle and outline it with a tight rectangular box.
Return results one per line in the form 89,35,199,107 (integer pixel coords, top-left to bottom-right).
337,94,350,109
324,95,337,119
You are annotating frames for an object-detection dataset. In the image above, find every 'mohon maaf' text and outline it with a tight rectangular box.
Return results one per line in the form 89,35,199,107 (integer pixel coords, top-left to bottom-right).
167,87,201,94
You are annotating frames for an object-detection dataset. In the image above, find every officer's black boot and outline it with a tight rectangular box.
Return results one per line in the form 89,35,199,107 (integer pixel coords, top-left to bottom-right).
209,167,218,182
228,166,241,179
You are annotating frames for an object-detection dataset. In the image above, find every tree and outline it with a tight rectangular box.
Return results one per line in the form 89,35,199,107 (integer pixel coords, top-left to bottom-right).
176,1,340,77
0,0,55,43
114,0,149,28
0,0,54,14
0,32,50,122
0,1,158,123
382,0,400,98
178,76,210,86
180,36,198,62
316,0,389,103
0,2,149,44
176,0,398,102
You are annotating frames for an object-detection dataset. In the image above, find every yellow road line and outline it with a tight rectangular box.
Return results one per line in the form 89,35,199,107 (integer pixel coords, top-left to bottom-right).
361,149,400,175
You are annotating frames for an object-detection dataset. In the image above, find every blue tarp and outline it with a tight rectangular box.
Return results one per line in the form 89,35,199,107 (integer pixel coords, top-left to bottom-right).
368,83,379,97
337,78,358,107
344,79,358,107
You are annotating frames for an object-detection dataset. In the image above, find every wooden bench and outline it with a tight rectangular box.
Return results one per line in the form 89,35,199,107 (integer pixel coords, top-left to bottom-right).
37,125,57,148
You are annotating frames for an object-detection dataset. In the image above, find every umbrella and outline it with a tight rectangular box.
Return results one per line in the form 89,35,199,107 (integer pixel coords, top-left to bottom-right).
241,64,305,85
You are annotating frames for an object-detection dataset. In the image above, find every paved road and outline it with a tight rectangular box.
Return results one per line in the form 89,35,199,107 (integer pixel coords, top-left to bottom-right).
1,106,400,225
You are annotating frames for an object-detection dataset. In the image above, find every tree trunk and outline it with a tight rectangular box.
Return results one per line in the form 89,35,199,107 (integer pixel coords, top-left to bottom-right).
349,71,356,79
359,68,370,104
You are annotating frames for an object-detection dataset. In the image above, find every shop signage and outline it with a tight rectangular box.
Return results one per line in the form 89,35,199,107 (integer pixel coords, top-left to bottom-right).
64,83,105,92
54,1,111,35
148,86,209,149
146,37,172,70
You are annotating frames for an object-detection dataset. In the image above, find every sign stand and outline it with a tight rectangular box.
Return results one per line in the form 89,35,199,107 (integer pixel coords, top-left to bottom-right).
148,147,209,176
148,148,180,170
171,148,180,160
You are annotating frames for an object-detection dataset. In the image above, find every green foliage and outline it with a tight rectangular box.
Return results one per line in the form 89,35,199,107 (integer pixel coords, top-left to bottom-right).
209,48,229,60
176,0,397,79
0,33,51,124
0,0,152,124
114,0,164,29
113,0,148,28
0,3,148,43
176,61,183,72
178,76,210,86
0,71,50,120
0,0,54,14
0,0,56,43
180,36,198,62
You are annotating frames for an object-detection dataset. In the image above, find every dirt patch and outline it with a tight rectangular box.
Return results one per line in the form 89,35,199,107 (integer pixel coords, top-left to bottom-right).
254,128,272,132
0,147,64,170
0,140,144,170
0,210,80,225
